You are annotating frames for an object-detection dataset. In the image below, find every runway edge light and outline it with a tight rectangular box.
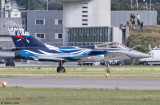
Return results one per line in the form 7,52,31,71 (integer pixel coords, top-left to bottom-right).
105,73,109,79
2,81,7,88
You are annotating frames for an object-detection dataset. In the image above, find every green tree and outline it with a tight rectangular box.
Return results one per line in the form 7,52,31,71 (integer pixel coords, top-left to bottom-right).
120,0,130,10
111,0,120,10
27,0,36,10
40,0,62,10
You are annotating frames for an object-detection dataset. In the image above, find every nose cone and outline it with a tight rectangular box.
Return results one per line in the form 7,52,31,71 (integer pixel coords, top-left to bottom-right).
127,50,151,59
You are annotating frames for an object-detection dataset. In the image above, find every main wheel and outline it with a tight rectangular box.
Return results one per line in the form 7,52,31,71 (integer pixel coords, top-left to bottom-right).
6,62,9,66
57,67,66,73
143,61,148,66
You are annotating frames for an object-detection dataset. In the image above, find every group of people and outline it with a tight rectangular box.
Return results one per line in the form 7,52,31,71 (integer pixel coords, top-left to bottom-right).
130,13,144,32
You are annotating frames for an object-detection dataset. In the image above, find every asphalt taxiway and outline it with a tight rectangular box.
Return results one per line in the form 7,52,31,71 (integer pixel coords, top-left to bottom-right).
0,78,160,90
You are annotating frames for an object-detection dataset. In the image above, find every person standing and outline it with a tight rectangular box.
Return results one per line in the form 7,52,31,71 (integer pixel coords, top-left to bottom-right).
137,14,140,25
140,21,144,32
132,20,135,30
130,13,135,27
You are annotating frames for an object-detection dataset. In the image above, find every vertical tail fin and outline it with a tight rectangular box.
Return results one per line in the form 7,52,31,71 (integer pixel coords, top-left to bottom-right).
8,27,47,49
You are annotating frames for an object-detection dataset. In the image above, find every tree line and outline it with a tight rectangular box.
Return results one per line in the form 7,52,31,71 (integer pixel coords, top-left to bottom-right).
111,0,160,24
14,0,62,10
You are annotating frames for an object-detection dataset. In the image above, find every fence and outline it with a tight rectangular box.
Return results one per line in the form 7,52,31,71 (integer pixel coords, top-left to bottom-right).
111,11,157,27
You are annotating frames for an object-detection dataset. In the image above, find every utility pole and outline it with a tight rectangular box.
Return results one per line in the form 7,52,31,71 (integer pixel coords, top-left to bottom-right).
150,0,151,25
131,0,133,8
47,0,49,11
131,0,139,9
136,0,138,8
150,0,151,11
28,0,30,10
1,0,5,18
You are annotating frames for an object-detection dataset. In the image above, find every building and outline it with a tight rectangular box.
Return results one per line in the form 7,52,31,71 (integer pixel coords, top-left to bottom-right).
67,26,123,46
0,0,22,50
59,0,111,27
56,0,124,46
1,0,21,18
25,10,125,46
0,18,21,50
26,10,63,46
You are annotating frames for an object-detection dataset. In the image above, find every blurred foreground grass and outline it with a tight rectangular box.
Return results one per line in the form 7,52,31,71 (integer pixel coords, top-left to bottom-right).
0,87,160,105
0,65,159,79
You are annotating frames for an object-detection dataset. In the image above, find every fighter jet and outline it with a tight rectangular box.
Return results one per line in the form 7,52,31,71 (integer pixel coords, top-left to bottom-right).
6,27,150,73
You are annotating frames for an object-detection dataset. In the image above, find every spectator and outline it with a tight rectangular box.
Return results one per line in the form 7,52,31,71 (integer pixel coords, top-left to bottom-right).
140,21,144,32
132,20,135,30
127,21,129,26
130,14,132,26
130,13,133,19
133,14,135,19
130,13,135,27
137,14,140,25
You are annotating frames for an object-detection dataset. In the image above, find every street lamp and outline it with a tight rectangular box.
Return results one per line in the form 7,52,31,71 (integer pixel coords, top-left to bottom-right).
150,0,151,11
46,0,49,11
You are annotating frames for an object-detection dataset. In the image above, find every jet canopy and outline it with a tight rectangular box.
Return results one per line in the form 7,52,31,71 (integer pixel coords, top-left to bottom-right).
95,42,129,50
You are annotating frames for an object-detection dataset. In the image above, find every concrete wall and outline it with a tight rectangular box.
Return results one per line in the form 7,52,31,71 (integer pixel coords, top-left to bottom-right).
88,0,111,26
27,10,63,44
63,1,82,27
111,11,157,27
112,27,122,44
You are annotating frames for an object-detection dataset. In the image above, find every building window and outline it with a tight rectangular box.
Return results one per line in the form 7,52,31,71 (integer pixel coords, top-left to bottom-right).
82,11,88,13
55,33,63,39
82,23,88,26
58,20,62,24
82,1,88,4
55,19,62,25
82,15,88,17
35,33,45,39
35,19,45,25
82,19,88,21
82,6,88,9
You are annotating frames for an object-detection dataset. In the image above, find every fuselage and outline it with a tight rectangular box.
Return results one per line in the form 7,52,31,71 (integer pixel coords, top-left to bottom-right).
16,45,150,62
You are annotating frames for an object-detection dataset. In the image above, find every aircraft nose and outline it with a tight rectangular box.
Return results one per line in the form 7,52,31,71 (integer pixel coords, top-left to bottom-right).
128,51,151,59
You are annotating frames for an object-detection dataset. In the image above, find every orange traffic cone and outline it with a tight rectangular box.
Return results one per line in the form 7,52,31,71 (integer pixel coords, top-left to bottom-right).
2,81,7,88
105,73,109,79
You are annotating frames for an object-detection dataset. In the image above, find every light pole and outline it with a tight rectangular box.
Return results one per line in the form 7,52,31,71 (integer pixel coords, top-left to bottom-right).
46,0,49,11
150,0,151,25
150,0,151,11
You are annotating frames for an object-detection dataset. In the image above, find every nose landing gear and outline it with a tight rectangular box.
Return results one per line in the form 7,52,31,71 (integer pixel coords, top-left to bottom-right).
105,62,110,79
106,62,110,73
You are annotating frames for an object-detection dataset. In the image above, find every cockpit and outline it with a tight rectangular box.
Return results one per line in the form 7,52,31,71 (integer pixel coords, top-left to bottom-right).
95,42,130,50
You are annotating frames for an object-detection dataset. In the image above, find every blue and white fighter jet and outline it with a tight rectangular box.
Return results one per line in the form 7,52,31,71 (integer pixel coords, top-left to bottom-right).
7,27,150,73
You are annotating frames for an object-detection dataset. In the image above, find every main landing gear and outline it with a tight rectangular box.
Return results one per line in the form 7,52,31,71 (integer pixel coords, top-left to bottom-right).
106,62,110,73
57,61,66,73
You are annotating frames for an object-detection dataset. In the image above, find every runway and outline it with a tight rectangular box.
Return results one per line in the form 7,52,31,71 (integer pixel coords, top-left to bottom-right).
0,78,160,90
